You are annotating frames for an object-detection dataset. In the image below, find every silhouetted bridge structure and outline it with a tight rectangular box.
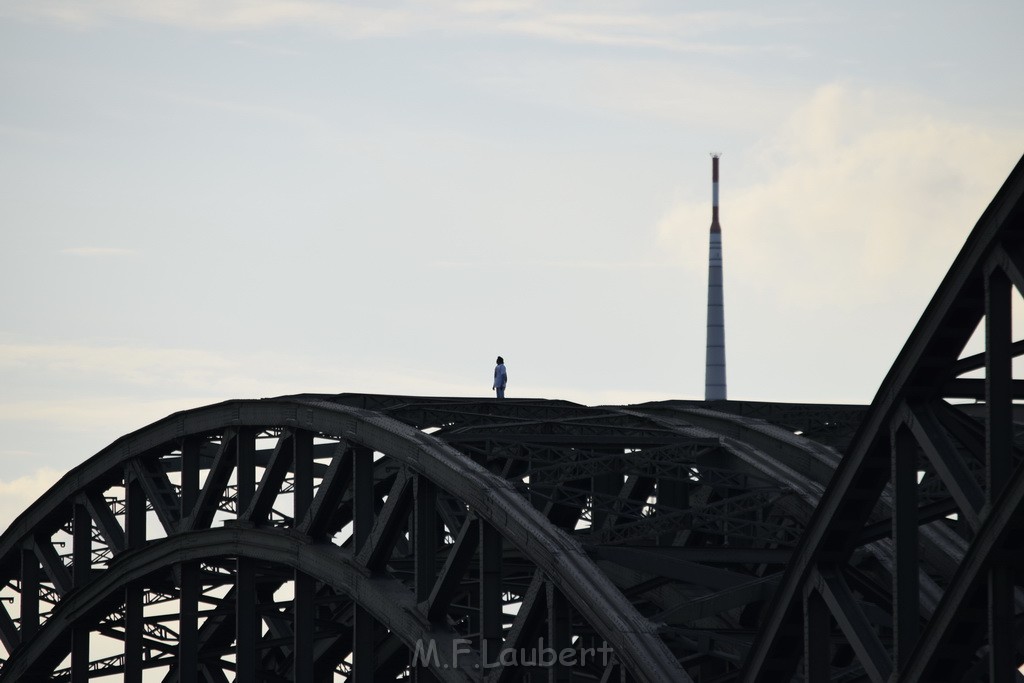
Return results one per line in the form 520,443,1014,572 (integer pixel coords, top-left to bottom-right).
2,153,1024,681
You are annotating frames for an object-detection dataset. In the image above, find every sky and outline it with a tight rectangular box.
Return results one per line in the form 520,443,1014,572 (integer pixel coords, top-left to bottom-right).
2,1,1024,528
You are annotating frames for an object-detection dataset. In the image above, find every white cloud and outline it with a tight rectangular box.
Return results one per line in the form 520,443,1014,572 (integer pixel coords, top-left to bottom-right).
652,84,1024,403
658,83,1024,311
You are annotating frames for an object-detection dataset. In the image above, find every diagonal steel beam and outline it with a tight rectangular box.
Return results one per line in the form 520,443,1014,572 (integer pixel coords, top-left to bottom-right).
356,470,413,572
906,402,984,531
178,430,239,533
488,569,545,683
130,457,182,534
32,534,73,596
425,515,479,624
600,474,655,532
816,567,892,683
296,442,352,538
84,489,126,554
240,431,293,524
0,603,18,653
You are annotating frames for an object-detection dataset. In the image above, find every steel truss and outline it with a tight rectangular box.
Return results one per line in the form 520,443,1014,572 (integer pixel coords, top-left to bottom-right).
0,153,1021,681
0,394,865,682
744,152,1024,681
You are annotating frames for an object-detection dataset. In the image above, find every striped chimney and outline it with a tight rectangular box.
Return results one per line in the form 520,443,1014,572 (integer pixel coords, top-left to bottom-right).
705,154,727,401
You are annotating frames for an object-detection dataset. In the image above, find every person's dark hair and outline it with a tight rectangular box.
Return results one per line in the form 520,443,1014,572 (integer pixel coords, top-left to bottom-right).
496,356,504,364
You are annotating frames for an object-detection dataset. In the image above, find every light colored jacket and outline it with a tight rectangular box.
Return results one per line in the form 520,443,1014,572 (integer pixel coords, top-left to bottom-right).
493,363,507,389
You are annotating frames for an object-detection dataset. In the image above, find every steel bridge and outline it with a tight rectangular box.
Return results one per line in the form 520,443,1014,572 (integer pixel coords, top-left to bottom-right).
1,153,1023,682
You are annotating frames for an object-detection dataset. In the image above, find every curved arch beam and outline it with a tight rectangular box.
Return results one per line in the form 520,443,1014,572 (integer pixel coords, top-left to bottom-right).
0,527,477,681
0,397,687,683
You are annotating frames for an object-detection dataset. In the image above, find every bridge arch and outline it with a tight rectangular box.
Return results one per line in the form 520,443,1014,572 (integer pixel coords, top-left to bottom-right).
0,397,685,682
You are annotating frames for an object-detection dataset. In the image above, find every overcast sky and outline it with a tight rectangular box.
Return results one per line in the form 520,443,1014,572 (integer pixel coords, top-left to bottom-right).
2,1,1023,525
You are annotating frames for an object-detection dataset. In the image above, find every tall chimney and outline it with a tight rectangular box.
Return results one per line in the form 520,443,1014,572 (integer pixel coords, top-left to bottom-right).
705,153,727,401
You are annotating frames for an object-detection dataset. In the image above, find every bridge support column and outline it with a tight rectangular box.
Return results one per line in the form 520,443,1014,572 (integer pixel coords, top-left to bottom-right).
71,501,91,683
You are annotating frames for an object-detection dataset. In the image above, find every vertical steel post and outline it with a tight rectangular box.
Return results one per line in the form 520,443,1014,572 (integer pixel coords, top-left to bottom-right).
353,606,375,682
891,423,919,668
985,267,1014,682
353,447,374,552
293,431,313,521
235,430,259,683
19,547,38,641
125,472,146,548
547,583,572,683
236,427,256,515
986,267,1013,496
658,476,689,546
412,474,441,680
353,446,376,682
294,571,315,681
530,451,548,512
803,587,830,680
989,565,1014,683
236,558,258,681
294,431,314,681
71,501,92,682
124,472,146,683
179,562,199,683
179,435,201,683
182,435,201,516
415,474,438,603
591,469,622,531
480,521,503,666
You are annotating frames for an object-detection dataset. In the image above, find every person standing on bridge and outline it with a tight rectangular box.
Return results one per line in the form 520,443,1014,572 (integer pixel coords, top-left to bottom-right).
493,356,507,399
